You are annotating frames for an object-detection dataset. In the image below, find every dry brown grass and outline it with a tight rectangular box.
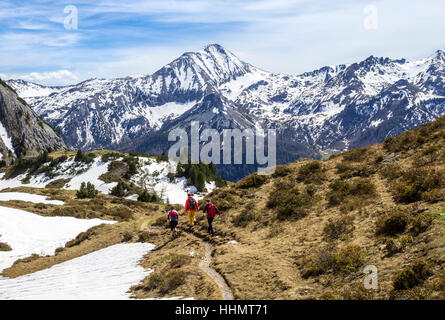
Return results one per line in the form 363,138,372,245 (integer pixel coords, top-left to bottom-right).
193,116,445,299
130,225,220,299
1,116,444,299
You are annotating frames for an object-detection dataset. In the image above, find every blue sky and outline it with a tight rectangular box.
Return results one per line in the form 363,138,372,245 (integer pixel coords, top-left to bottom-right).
1,0,445,85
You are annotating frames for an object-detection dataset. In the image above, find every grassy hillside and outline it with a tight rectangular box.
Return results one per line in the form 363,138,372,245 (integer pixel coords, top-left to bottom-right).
187,115,445,299
1,116,444,300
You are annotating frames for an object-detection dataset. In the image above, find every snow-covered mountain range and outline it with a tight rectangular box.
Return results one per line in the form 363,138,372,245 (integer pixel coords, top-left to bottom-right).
7,44,445,179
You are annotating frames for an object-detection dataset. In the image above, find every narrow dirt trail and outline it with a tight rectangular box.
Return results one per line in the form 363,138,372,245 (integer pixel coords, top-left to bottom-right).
139,219,150,231
199,241,234,300
139,217,234,300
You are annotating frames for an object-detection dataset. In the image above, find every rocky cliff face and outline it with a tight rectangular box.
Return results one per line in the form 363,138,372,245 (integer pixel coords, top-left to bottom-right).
0,79,66,161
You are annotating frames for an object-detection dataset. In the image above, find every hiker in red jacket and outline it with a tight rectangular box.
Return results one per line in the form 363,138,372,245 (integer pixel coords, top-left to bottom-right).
185,193,199,227
202,199,220,236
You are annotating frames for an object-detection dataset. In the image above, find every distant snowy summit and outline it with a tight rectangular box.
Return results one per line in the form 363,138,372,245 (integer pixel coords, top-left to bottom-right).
6,45,445,180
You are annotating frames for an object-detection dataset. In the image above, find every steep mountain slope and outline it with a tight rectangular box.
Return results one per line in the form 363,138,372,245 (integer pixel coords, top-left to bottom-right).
0,79,66,160
7,46,445,180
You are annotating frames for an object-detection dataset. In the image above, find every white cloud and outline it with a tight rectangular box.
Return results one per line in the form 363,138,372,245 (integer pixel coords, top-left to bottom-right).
3,70,78,85
1,0,445,85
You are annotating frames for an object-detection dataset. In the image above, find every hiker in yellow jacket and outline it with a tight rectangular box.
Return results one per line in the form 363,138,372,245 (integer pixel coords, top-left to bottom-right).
185,193,199,226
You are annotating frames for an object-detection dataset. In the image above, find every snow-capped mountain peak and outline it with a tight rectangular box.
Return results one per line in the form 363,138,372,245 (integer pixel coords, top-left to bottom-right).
5,45,445,180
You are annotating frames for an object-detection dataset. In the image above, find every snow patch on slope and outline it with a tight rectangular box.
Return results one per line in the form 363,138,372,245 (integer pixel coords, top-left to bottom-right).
0,156,216,205
0,243,153,300
0,192,64,205
146,101,196,128
0,206,115,272
0,121,15,157
0,158,117,194
63,158,118,194
130,157,199,205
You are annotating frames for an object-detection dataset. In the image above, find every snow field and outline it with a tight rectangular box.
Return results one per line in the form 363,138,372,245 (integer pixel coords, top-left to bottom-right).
0,243,154,300
0,192,64,205
0,206,115,272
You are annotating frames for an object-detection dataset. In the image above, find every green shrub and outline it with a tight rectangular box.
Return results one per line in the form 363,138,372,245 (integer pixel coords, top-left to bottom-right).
110,181,128,197
297,161,325,184
267,180,314,220
321,282,375,300
273,165,293,177
232,203,256,227
335,162,353,174
212,189,240,212
146,270,186,294
376,211,410,236
384,131,418,153
74,150,95,163
349,178,377,196
333,245,365,273
138,231,151,242
393,261,432,290
410,212,434,236
101,152,122,162
339,164,376,179
301,245,364,278
384,238,400,255
327,178,376,206
55,247,64,254
379,163,403,180
384,236,413,256
421,189,444,203
237,173,268,189
393,168,445,203
342,147,368,162
323,216,355,241
76,182,98,199
375,154,384,164
137,190,158,203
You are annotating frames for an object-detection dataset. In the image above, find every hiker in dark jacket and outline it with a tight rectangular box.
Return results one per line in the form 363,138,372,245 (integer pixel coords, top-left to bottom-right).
167,206,179,237
202,199,220,236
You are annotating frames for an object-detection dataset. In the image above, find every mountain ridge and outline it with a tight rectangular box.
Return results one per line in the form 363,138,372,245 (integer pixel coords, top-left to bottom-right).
6,45,445,180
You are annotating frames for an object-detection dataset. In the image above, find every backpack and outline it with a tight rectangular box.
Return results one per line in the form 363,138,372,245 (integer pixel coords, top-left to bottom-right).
168,210,178,221
207,204,216,218
188,198,196,210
